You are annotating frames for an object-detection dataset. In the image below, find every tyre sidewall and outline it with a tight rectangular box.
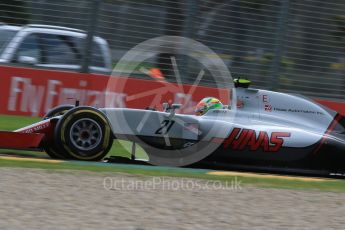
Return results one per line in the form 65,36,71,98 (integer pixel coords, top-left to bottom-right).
55,107,112,160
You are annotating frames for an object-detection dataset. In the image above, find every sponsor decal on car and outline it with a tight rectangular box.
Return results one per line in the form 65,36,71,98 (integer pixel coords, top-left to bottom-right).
273,107,324,115
237,99,244,108
264,103,272,112
16,120,51,133
223,128,290,152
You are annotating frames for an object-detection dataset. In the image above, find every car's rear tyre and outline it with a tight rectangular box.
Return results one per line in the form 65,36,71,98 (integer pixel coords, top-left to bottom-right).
54,107,113,161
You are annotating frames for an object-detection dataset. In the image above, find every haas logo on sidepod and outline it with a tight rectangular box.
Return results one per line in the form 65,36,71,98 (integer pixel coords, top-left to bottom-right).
223,128,290,152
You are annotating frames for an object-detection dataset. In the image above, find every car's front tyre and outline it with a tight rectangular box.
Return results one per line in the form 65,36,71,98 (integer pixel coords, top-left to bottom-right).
54,107,113,161
44,104,74,119
43,105,74,159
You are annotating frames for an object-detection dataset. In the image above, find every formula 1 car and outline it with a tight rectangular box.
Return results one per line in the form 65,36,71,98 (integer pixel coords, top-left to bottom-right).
1,79,345,174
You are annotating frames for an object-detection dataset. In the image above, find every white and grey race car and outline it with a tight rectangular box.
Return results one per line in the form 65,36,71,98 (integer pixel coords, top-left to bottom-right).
2,79,345,174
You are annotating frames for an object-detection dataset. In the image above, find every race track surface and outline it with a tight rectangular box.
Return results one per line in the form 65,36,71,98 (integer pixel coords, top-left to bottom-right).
0,168,345,230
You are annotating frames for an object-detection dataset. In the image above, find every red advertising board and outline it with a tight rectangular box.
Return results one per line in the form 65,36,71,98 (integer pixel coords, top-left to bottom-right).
316,99,345,116
0,65,229,117
0,65,344,117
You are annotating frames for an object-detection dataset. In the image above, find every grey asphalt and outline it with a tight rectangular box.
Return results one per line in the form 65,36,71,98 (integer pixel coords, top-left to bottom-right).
0,168,344,230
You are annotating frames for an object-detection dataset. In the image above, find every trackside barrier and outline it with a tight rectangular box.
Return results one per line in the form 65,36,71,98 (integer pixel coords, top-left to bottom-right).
0,65,229,117
0,65,344,117
316,100,345,117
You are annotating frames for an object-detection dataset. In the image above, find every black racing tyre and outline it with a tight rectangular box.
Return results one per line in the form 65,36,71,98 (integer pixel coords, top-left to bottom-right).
44,143,67,159
44,105,74,119
43,104,74,159
54,107,113,161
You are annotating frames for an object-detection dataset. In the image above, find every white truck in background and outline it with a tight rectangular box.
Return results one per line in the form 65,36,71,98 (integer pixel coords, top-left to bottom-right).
0,24,112,74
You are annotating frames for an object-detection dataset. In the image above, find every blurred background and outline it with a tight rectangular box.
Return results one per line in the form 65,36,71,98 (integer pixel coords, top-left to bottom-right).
0,0,344,100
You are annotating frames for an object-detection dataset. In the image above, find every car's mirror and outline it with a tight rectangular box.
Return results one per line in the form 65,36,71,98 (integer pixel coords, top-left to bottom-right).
17,56,38,65
162,103,181,118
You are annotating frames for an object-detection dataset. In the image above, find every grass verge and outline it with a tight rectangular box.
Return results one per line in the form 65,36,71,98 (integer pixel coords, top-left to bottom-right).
1,158,345,193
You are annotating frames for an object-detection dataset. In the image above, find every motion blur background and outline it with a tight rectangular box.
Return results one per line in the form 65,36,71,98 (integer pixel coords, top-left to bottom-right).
1,0,344,100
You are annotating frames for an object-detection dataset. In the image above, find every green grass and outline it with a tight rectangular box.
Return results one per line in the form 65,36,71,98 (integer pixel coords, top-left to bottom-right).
1,114,345,193
0,158,345,192
0,115,41,131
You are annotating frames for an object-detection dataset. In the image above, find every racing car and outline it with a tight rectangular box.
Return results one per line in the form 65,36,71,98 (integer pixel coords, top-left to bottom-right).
1,79,345,174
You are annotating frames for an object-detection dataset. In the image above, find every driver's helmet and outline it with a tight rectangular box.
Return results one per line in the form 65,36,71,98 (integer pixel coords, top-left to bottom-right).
195,97,223,116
